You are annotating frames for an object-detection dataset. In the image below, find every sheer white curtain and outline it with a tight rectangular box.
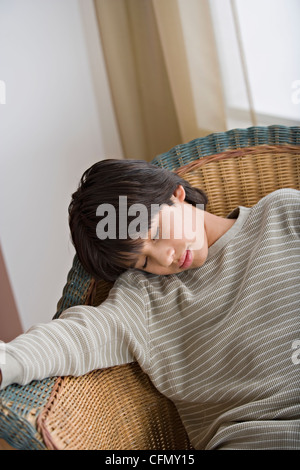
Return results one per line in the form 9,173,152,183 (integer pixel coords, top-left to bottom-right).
210,0,300,129
94,0,300,160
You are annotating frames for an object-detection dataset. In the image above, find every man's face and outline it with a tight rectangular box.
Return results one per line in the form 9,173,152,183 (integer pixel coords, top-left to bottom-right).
133,186,208,275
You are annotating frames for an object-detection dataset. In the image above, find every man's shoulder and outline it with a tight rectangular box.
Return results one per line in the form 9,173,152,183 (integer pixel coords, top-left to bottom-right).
254,188,300,213
249,188,300,236
260,188,300,204
116,268,178,294
116,268,157,289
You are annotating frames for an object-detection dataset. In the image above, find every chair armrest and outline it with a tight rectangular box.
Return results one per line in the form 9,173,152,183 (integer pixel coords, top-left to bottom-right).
1,364,192,450
36,363,192,450
54,254,93,319
0,377,57,450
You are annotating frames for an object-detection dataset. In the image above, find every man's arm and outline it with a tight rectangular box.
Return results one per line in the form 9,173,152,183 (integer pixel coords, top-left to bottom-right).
0,306,133,389
0,277,147,390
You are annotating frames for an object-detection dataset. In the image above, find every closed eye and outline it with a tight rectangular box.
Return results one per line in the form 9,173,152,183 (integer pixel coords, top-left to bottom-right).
140,225,159,270
152,226,160,240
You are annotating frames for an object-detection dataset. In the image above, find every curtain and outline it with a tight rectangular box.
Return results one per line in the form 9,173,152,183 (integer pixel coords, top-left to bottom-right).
209,0,258,129
0,242,23,341
94,0,226,161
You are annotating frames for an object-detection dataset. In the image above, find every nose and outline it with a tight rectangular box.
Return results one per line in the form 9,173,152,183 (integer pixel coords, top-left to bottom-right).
153,245,175,267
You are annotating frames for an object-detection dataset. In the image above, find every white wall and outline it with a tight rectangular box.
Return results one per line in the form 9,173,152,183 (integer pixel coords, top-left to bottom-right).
0,0,122,331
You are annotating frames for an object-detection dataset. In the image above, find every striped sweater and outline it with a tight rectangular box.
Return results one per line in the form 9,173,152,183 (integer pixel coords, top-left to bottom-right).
1,189,300,449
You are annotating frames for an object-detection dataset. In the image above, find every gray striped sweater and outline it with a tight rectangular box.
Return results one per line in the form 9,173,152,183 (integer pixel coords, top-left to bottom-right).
1,189,300,449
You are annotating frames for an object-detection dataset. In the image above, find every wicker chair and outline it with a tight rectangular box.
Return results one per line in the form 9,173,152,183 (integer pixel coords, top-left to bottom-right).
1,125,300,450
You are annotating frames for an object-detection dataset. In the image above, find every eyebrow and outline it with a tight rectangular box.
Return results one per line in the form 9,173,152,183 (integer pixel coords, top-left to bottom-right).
151,226,159,239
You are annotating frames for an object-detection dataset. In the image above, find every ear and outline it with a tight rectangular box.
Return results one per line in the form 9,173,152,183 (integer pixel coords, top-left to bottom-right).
172,184,186,203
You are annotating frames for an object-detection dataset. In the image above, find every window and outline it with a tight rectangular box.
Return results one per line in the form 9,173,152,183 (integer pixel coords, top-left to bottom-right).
210,0,300,129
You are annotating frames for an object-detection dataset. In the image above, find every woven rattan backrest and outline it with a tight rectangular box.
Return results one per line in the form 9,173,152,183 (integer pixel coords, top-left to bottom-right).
175,144,300,217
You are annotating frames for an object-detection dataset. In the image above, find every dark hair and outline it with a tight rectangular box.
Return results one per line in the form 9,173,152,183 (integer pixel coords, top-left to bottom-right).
68,159,208,282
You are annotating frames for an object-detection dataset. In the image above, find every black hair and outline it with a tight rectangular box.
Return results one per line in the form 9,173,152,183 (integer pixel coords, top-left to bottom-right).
68,159,208,281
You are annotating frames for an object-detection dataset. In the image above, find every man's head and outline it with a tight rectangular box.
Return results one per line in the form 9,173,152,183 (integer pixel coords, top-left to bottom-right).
68,159,208,281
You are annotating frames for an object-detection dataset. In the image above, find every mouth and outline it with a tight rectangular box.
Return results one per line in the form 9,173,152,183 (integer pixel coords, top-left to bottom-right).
179,249,193,269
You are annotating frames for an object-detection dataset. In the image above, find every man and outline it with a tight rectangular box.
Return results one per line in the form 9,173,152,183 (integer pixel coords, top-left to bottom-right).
1,159,299,449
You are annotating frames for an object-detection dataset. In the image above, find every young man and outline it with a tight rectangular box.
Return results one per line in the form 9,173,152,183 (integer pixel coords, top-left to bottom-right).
1,159,299,450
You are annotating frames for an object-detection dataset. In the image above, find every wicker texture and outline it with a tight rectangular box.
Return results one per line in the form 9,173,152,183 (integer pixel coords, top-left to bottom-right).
0,377,56,450
0,125,299,450
36,364,192,450
151,125,300,170
176,144,300,217
41,275,192,450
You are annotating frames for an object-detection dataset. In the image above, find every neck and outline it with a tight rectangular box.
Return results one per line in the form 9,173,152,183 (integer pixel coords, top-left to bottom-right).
204,211,236,248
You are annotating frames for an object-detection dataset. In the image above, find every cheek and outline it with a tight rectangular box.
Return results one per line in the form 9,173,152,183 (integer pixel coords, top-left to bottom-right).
188,212,205,248
163,207,188,241
191,235,208,267
179,205,203,243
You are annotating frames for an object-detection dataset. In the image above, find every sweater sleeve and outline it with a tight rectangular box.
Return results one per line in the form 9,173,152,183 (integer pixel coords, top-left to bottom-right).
0,272,149,390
